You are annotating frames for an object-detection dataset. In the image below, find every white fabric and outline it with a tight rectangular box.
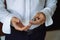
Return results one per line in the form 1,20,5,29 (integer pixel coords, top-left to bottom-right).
0,0,57,34
1,36,5,40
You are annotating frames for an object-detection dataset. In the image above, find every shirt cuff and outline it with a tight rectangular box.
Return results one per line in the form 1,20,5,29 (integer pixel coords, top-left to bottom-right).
40,7,53,27
2,14,14,34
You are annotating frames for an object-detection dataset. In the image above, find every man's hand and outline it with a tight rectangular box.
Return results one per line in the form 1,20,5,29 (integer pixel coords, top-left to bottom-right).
23,23,32,31
11,17,31,31
30,12,46,25
11,17,24,31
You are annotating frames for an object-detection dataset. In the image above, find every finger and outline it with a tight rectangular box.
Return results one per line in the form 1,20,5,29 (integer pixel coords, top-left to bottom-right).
37,18,45,25
32,17,41,24
30,20,39,25
23,24,32,31
16,23,24,28
30,17,44,25
12,21,25,31
20,23,31,31
33,17,43,25
27,23,32,27
24,26,30,31
12,22,21,30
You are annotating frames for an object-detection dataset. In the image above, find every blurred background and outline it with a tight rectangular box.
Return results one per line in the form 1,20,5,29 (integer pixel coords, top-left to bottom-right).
45,0,60,40
0,0,60,40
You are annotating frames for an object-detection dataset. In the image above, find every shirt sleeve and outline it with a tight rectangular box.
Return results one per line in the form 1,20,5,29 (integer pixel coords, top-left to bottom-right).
40,0,57,27
0,0,15,34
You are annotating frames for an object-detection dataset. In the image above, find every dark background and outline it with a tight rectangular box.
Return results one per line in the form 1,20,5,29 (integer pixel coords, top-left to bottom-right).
47,0,60,31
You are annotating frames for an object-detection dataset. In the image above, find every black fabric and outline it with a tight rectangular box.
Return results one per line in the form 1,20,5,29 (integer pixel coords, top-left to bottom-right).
5,24,46,40
46,0,60,31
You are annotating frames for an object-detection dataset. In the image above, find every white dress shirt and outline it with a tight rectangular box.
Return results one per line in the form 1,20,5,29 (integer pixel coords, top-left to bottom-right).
0,0,57,34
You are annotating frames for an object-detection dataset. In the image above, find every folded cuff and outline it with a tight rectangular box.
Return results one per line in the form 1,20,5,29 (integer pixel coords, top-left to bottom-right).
40,7,53,27
2,14,14,34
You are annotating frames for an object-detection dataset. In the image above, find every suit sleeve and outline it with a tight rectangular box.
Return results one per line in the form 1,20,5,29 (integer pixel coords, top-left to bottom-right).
40,0,57,27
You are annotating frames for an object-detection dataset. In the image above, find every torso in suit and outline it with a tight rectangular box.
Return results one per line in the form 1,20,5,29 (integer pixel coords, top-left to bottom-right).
0,0,57,40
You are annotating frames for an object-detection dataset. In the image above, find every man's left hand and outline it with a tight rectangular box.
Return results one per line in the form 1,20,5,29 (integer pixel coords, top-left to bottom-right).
30,12,46,25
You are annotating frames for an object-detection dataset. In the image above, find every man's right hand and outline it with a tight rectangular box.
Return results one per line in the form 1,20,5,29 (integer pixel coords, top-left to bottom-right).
11,17,24,31
11,17,31,31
